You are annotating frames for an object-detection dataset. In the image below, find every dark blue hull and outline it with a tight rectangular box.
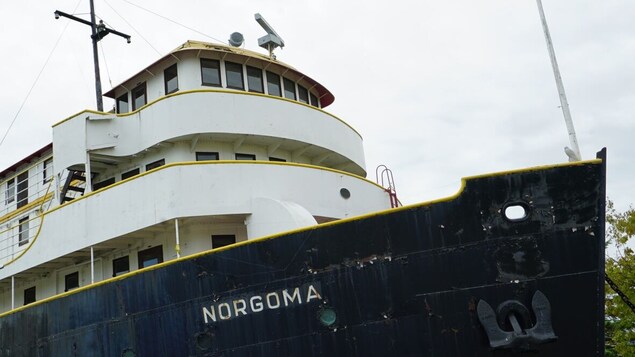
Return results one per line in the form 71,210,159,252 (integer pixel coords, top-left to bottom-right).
0,154,606,356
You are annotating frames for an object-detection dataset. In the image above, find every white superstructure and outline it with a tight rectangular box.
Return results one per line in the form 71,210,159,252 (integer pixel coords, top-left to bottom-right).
0,41,392,311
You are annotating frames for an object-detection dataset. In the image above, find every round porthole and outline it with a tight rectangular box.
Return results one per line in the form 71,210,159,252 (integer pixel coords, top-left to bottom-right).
121,349,136,357
340,188,351,199
318,307,337,326
195,332,214,351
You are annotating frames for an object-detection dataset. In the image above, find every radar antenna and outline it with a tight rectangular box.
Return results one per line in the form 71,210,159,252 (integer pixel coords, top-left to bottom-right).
254,13,284,59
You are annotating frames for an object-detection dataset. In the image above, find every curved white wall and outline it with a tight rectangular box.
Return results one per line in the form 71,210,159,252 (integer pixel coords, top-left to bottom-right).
0,162,391,279
53,91,365,176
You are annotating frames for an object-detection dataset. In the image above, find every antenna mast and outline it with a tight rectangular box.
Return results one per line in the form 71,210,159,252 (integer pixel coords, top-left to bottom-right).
255,13,284,59
535,0,581,161
54,0,131,112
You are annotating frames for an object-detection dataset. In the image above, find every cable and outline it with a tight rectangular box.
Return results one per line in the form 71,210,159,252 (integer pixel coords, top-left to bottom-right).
103,0,162,56
98,41,113,89
0,0,83,149
123,0,225,44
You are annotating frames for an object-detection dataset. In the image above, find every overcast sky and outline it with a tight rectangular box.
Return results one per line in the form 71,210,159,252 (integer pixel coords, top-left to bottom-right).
0,1,633,211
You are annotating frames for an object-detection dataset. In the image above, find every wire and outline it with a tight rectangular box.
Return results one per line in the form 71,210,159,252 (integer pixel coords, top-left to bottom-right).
0,0,83,149
123,0,225,44
98,41,113,89
103,0,162,56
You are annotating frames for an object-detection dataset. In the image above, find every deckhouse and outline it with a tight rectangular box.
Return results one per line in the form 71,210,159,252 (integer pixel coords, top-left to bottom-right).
0,40,392,311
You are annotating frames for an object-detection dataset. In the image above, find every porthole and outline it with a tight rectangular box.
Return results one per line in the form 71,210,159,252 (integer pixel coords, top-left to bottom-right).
195,332,214,351
121,349,136,357
340,188,351,199
318,307,337,326
503,203,529,222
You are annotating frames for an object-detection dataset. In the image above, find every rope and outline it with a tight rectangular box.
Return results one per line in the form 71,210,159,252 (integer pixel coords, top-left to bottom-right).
605,274,635,315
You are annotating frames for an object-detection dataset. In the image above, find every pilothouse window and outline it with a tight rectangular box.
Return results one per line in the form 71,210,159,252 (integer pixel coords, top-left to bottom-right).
247,66,264,93
196,152,219,161
138,245,163,268
164,64,179,94
132,83,147,111
5,178,15,204
225,61,244,90
266,71,281,97
201,59,221,87
298,85,309,104
283,77,296,100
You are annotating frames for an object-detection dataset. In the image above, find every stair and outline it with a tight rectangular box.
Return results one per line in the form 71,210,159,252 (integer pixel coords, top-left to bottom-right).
60,171,87,203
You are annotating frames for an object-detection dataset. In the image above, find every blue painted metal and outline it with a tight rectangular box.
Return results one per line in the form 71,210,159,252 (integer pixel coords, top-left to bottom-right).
0,153,606,356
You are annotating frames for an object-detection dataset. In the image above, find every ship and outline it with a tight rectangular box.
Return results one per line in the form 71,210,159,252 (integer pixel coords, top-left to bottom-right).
0,15,605,357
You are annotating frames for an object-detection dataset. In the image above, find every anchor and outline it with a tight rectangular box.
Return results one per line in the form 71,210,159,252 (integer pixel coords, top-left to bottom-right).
477,290,558,349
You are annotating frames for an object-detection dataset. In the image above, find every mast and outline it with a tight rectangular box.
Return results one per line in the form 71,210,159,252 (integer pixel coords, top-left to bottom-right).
55,0,131,112
535,0,581,161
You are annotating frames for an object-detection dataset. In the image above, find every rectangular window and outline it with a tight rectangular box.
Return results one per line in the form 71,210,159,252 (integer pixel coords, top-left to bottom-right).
112,256,130,277
164,64,179,94
212,234,236,249
269,157,286,162
298,85,309,104
235,153,256,161
16,171,28,208
132,83,147,111
225,61,244,90
201,59,221,87
18,217,29,246
145,159,165,171
43,158,53,184
116,93,129,113
138,245,163,269
93,177,115,191
5,178,15,204
121,168,140,180
310,92,319,108
196,152,219,161
266,71,281,97
24,286,36,305
65,271,79,292
246,66,264,93
283,77,296,100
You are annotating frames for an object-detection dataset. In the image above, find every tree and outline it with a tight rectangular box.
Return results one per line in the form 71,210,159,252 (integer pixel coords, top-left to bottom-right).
605,200,635,356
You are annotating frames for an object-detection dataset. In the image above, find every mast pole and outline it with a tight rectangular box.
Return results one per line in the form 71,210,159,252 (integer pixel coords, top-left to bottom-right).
536,0,581,161
89,0,104,112
54,3,131,111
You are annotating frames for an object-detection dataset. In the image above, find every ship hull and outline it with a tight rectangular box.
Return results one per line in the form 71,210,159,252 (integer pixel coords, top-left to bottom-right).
0,156,605,356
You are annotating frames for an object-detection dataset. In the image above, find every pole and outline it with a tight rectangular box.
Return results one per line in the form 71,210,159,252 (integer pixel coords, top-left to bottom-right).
11,276,15,309
175,219,181,258
90,246,95,284
89,0,104,111
536,0,581,161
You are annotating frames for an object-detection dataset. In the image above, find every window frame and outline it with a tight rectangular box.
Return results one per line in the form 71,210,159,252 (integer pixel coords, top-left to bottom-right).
24,286,36,305
5,177,15,204
212,234,236,249
164,63,179,95
310,92,320,108
225,61,245,90
65,271,79,292
93,177,115,191
121,168,140,180
235,153,256,161
131,82,147,111
201,58,222,87
116,93,129,113
43,158,53,184
266,71,282,97
138,245,163,269
112,256,130,277
246,66,264,93
196,152,220,161
145,159,165,171
298,85,309,104
18,217,29,246
16,171,28,209
283,77,296,100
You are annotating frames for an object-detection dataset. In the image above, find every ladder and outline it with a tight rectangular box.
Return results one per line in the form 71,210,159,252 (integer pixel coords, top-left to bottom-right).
375,165,400,208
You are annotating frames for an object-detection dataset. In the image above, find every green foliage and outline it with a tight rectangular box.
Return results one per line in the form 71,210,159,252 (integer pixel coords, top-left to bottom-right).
605,201,635,356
